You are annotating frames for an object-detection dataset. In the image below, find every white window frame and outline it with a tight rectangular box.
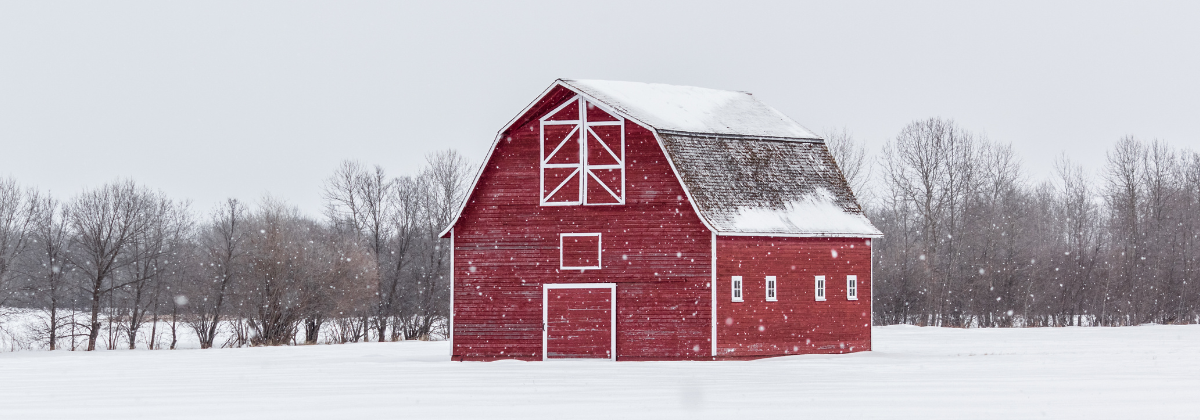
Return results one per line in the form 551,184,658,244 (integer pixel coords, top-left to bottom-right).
559,233,602,270
815,275,826,301
731,276,743,302
847,275,858,300
765,276,777,302
539,95,625,206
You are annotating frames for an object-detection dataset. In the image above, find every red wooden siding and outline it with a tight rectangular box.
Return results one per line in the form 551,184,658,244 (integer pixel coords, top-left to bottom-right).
716,236,872,357
546,288,612,359
452,86,712,361
560,234,601,269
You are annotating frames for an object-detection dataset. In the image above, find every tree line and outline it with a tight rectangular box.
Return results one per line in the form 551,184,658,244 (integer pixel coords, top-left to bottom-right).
4,120,1196,351
829,118,1200,327
0,150,468,351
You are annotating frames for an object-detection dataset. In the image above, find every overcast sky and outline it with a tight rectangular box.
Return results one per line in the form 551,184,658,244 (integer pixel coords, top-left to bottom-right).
2,1,1197,216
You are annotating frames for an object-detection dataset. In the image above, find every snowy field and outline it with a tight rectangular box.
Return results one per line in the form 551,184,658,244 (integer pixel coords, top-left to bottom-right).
1,325,1197,419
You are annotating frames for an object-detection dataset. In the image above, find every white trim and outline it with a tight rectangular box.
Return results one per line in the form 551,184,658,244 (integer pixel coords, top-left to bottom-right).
540,96,584,205
448,228,454,356
847,275,858,300
655,128,823,143
731,276,743,302
538,94,581,123
559,232,602,270
815,275,826,301
542,168,582,205
766,276,777,302
577,97,588,204
581,96,625,205
710,231,717,357
588,126,621,162
587,170,621,203
538,93,627,206
542,283,617,361
542,125,580,164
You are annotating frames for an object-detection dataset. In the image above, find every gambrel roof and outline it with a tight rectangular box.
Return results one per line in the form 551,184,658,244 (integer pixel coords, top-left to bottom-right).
441,79,881,238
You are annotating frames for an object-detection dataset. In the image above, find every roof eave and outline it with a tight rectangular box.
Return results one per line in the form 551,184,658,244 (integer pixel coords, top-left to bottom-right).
715,231,884,239
655,129,824,143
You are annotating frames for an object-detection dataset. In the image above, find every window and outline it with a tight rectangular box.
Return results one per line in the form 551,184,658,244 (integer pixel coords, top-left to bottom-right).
765,276,777,302
560,233,602,270
815,275,826,301
731,276,743,302
847,275,858,300
540,95,625,206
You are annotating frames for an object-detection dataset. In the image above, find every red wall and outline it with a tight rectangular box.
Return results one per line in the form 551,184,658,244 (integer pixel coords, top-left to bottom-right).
715,236,873,357
452,86,713,361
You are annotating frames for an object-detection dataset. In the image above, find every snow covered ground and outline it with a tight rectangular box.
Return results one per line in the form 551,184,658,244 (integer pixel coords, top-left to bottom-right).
1,325,1197,419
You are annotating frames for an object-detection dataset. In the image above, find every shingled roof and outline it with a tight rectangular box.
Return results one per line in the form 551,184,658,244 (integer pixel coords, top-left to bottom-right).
562,79,880,238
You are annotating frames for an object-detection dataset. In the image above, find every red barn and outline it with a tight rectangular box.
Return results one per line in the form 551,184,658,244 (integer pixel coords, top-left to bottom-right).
440,79,881,361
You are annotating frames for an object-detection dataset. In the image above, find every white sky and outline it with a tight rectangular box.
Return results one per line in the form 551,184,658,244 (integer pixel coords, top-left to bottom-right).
2,1,1197,216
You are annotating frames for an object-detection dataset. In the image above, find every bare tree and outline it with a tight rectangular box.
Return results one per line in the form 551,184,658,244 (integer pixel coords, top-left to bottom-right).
18,193,72,350
396,150,469,339
322,160,393,341
115,193,187,349
242,198,332,346
186,199,248,349
0,178,35,311
67,180,153,351
1052,155,1102,326
423,150,469,228
385,175,424,340
877,118,981,326
1103,136,1145,324
824,127,871,202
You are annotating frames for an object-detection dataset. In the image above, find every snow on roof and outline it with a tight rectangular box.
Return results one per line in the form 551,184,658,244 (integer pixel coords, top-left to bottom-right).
659,132,881,237
730,189,879,236
562,79,820,140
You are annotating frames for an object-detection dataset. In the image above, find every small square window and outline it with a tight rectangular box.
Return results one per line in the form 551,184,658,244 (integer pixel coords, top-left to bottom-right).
765,276,777,302
815,275,826,301
847,275,858,300
731,276,743,302
560,233,601,270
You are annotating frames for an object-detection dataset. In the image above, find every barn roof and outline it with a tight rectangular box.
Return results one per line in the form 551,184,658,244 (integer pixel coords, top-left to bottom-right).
441,79,880,238
561,79,821,140
659,132,880,237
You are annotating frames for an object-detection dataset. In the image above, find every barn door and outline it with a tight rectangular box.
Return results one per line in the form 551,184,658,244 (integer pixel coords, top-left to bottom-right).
543,284,616,360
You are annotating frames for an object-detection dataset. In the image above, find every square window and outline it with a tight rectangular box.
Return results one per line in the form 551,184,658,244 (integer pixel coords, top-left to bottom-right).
560,233,601,270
